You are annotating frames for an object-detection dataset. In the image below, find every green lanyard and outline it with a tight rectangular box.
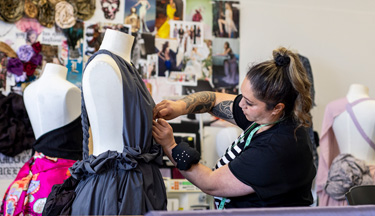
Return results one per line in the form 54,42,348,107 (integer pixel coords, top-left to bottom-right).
218,119,283,210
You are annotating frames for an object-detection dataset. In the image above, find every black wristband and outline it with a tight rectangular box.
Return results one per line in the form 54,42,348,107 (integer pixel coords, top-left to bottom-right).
171,142,200,171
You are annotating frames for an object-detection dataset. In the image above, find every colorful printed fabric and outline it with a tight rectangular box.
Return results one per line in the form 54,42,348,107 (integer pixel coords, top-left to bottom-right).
1,152,76,216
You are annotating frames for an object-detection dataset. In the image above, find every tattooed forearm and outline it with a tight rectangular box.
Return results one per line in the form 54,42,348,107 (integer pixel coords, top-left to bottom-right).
212,101,233,120
181,91,216,114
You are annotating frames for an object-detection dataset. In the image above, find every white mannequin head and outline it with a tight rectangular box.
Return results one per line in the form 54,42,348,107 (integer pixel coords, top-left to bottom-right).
99,29,134,63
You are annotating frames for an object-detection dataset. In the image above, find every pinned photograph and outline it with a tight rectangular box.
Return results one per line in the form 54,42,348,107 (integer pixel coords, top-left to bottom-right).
137,53,158,80
90,0,125,23
170,20,203,47
212,1,240,38
83,22,131,61
167,71,197,86
186,0,213,39
155,38,183,76
212,38,239,89
124,0,156,33
156,0,185,38
131,32,156,68
64,21,84,88
182,39,212,80
146,54,158,79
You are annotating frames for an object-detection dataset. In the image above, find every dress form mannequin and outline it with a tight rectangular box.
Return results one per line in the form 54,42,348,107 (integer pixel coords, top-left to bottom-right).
82,29,134,156
23,63,81,139
332,84,375,165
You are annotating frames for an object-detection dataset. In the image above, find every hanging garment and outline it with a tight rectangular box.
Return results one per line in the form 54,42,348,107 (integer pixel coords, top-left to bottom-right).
43,49,167,215
324,154,374,200
298,54,315,106
316,97,375,206
298,54,318,169
0,93,35,157
1,117,82,216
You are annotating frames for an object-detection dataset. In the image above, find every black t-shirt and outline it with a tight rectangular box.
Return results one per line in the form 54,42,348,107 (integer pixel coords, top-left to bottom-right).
226,95,316,208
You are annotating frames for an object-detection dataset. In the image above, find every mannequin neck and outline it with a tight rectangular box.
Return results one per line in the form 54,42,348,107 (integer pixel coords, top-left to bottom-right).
40,63,68,80
99,29,134,63
346,84,370,103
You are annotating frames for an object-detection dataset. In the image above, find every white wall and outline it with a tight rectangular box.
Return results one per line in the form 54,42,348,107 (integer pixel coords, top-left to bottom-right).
239,0,375,134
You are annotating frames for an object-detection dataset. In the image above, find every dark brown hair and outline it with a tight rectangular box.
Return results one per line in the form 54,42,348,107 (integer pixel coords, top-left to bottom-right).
246,47,312,129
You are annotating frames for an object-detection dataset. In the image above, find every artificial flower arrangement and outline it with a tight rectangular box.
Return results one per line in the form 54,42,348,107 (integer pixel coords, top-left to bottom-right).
6,42,42,84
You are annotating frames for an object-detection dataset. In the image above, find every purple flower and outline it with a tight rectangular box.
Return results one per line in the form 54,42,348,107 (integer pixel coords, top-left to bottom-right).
17,45,35,62
14,72,27,83
30,53,42,66
6,58,24,76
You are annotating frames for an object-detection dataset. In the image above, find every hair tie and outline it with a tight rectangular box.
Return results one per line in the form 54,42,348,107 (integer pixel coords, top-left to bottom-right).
275,54,290,67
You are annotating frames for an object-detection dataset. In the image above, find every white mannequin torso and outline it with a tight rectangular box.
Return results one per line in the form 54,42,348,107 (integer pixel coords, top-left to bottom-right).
332,84,375,165
82,29,134,156
23,63,81,139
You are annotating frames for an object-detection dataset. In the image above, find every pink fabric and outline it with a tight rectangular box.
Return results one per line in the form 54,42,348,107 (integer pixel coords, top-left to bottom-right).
1,152,76,215
316,97,348,206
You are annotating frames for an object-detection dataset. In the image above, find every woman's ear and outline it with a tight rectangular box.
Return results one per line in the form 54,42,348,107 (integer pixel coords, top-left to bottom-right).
272,103,285,115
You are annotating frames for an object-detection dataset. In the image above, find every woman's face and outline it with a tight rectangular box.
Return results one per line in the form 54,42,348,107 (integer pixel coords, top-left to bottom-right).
28,33,37,43
224,43,228,49
239,78,273,123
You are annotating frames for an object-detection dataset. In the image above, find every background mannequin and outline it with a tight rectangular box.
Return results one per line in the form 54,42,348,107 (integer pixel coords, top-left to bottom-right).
23,63,81,139
82,29,134,156
332,83,375,165
3,63,82,215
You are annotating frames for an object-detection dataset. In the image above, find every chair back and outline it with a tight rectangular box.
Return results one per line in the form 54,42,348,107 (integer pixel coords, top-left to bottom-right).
345,185,375,205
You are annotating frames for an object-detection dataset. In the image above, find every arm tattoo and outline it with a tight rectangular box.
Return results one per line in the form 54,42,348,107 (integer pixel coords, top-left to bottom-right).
181,91,216,114
212,101,234,120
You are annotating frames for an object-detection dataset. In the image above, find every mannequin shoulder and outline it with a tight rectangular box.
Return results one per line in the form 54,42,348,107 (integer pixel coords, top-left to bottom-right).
353,99,375,109
85,54,120,73
84,54,121,80
24,78,80,98
24,80,38,96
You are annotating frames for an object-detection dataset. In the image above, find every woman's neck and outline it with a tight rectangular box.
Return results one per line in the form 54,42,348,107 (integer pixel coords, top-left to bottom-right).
255,112,284,133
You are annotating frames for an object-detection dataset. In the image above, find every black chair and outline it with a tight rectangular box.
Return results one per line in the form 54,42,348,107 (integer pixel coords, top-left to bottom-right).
345,185,375,205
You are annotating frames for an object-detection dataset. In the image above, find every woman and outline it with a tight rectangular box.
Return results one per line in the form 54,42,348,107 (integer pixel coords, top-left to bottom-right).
158,41,172,75
152,47,316,208
133,0,151,32
157,0,176,38
185,47,202,76
215,41,238,85
218,2,238,38
26,29,38,45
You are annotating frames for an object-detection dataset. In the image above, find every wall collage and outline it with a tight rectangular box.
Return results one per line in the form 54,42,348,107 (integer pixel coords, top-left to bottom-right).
0,0,240,106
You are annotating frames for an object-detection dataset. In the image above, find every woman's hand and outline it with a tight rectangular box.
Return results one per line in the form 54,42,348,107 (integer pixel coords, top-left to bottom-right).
153,100,185,120
152,118,176,150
